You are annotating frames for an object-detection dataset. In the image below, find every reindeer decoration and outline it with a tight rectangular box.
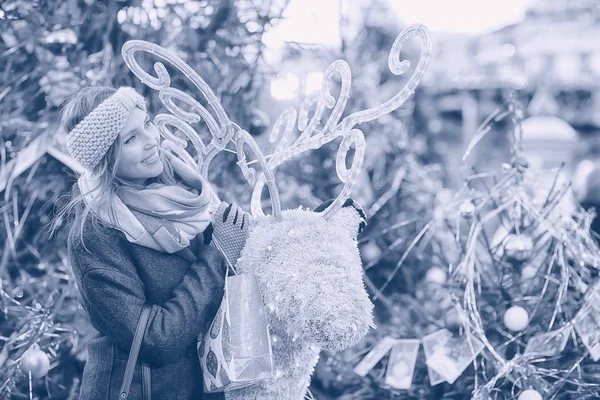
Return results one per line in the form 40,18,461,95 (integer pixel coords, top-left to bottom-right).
121,23,430,400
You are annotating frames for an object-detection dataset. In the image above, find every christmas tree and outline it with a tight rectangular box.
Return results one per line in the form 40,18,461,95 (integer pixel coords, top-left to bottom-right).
0,1,289,398
315,95,600,399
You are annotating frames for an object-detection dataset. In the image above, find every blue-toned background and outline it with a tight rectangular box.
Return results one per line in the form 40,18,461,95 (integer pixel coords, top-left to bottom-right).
1,1,600,399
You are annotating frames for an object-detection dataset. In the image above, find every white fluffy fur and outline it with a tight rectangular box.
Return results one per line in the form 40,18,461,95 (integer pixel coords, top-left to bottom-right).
225,206,374,400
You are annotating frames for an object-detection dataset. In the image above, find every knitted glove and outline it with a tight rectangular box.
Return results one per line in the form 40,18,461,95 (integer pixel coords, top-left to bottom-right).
314,198,367,234
206,199,366,267
208,202,251,269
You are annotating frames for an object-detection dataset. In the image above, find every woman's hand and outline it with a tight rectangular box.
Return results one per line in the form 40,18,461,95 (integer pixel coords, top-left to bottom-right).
160,140,204,190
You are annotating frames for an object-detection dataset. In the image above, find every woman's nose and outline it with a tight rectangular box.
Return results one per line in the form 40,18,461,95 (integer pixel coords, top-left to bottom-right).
143,129,159,148
144,138,159,150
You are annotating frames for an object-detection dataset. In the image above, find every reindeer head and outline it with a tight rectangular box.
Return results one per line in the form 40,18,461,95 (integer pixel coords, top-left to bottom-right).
235,205,374,352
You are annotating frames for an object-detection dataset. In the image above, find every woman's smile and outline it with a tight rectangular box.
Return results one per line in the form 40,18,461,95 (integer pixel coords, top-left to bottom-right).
141,152,160,164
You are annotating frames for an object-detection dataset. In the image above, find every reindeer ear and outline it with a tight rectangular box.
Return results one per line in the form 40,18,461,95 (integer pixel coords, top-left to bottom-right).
325,198,367,237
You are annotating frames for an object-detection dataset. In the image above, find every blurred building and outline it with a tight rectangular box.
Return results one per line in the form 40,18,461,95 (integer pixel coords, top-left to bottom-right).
257,0,600,185
476,0,600,87
424,0,600,129
428,0,600,87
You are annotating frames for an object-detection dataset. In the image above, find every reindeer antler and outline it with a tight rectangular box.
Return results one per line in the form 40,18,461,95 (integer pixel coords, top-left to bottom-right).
121,40,282,220
250,24,431,220
121,24,430,221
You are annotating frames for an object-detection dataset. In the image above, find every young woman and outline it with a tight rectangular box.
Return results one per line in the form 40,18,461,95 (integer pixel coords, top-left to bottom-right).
55,85,226,400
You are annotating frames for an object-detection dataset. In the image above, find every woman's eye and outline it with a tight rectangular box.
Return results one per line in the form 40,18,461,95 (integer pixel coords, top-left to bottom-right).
145,119,152,128
125,135,136,144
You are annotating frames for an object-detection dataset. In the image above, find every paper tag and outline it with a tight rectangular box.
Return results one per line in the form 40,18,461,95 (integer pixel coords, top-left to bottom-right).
353,336,397,377
524,328,570,357
384,339,420,390
422,329,453,385
426,334,484,384
574,310,600,361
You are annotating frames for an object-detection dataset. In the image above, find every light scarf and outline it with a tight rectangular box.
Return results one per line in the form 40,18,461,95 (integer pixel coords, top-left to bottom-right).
78,172,212,253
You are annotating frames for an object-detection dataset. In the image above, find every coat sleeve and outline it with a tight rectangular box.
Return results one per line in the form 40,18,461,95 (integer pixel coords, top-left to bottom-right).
69,226,226,366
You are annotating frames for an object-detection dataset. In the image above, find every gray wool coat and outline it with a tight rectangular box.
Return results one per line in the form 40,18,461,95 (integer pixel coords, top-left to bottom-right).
67,187,227,400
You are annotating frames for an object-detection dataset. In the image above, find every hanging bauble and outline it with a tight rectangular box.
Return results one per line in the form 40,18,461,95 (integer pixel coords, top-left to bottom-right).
444,308,461,334
518,389,543,400
249,107,270,136
361,241,382,264
459,200,476,218
504,234,534,262
425,266,447,285
504,306,529,332
21,347,50,379
249,115,267,136
521,265,537,280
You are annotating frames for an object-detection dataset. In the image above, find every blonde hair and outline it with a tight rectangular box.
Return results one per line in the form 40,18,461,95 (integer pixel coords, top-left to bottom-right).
51,85,177,247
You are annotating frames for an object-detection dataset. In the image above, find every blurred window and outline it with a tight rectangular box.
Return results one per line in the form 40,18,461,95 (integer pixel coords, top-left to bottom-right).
526,57,544,75
270,73,300,100
305,72,324,95
581,53,592,74
556,54,580,81
543,54,556,75
591,54,600,74
485,64,497,76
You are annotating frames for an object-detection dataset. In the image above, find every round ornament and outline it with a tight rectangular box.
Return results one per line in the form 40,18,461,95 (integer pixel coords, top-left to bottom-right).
518,389,542,400
504,234,534,262
21,348,50,379
459,200,476,218
504,306,529,332
361,242,382,264
425,266,447,285
444,308,461,334
521,265,537,280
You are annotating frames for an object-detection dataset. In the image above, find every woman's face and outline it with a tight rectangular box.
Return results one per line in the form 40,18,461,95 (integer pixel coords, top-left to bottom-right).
115,107,164,185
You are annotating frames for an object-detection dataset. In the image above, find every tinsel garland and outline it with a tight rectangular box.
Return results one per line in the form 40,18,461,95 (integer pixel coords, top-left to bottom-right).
320,95,600,399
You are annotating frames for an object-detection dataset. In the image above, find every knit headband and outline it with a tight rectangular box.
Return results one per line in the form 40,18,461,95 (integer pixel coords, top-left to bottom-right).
66,87,147,171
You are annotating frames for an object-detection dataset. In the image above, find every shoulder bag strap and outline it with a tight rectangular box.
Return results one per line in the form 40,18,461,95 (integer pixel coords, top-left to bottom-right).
119,304,152,400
